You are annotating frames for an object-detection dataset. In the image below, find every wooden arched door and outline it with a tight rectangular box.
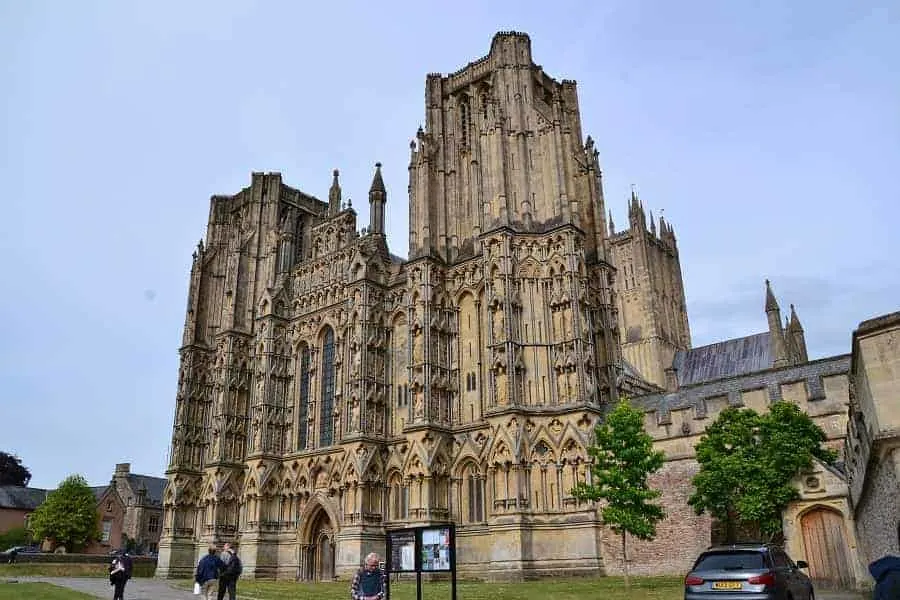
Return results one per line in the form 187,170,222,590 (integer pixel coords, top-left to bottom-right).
300,507,334,581
800,507,852,589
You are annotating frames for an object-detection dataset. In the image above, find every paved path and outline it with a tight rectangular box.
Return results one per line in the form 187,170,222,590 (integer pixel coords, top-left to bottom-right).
4,576,870,600
5,577,196,599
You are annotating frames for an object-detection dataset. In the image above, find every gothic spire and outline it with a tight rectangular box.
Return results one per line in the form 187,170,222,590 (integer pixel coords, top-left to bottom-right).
765,279,780,313
369,162,386,194
328,169,342,215
368,162,386,235
789,304,804,332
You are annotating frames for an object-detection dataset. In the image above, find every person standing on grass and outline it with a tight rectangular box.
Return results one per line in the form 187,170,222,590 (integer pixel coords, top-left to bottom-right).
217,542,242,600
350,552,386,600
108,554,127,600
195,545,224,600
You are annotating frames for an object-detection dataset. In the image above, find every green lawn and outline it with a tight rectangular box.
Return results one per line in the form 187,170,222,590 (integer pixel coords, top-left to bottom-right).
0,583,96,600
0,564,118,578
173,576,684,600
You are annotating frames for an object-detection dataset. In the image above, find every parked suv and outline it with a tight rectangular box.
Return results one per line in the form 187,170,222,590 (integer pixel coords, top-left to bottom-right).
684,543,815,600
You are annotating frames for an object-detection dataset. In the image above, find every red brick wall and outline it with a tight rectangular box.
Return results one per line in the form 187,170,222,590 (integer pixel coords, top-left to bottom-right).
601,459,711,576
0,508,31,534
83,495,125,555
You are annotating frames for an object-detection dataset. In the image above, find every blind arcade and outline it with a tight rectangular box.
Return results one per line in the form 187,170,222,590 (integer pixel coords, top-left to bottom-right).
385,523,457,600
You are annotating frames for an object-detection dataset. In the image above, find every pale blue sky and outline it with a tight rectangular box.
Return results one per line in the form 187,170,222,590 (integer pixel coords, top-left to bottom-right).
2,1,897,490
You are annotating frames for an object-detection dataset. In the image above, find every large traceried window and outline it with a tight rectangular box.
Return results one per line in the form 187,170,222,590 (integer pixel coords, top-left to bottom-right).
297,346,311,450
319,328,335,447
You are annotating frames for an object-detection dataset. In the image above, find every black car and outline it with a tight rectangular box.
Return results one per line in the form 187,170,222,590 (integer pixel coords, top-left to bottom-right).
1,545,39,563
684,543,815,600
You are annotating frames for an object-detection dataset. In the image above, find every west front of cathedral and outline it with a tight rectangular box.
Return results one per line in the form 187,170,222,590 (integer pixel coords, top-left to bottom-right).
158,32,877,585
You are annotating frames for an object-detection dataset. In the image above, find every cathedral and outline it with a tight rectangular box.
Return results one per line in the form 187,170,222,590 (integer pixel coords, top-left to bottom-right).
157,32,892,587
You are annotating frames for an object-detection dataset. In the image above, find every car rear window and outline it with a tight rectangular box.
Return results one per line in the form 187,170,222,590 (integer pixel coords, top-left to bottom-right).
694,551,766,571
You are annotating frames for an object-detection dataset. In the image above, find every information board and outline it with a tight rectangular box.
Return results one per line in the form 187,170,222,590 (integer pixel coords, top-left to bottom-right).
388,529,417,573
384,523,456,600
420,527,452,571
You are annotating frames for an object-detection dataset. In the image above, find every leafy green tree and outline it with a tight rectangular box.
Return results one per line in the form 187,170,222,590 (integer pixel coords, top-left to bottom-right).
688,401,837,542
0,452,32,486
572,399,665,588
27,475,99,552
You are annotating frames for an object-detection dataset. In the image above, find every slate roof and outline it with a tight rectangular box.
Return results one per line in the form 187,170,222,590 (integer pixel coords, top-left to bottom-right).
0,485,49,510
124,474,166,507
90,485,109,500
672,332,772,387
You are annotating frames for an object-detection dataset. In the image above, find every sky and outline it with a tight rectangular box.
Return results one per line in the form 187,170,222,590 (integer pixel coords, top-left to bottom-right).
1,1,898,490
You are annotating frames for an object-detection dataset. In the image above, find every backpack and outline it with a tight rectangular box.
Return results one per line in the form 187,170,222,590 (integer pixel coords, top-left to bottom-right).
225,554,242,578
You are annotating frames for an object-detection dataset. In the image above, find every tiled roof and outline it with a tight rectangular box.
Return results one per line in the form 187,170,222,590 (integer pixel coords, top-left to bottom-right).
0,485,49,510
672,332,772,387
90,485,109,500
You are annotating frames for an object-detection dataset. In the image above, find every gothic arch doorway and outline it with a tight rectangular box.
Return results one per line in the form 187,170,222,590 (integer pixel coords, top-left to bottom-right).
800,507,852,589
299,505,335,581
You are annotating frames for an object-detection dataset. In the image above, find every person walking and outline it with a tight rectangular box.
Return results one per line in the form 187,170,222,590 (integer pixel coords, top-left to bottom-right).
108,554,127,600
217,542,242,600
350,552,386,600
869,555,900,600
195,545,223,600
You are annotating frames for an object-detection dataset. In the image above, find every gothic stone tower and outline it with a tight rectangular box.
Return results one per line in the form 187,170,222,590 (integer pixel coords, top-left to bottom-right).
158,31,634,582
608,190,691,388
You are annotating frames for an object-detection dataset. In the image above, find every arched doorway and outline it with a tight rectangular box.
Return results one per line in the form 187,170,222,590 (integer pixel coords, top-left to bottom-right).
800,507,853,589
299,506,335,581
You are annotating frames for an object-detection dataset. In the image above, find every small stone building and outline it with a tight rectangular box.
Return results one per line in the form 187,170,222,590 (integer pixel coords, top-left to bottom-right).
84,463,166,555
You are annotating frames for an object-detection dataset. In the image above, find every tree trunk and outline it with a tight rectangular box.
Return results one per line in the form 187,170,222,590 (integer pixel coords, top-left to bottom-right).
726,508,737,543
622,531,630,589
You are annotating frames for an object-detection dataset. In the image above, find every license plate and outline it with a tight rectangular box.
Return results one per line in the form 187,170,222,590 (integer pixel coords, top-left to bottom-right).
712,581,743,590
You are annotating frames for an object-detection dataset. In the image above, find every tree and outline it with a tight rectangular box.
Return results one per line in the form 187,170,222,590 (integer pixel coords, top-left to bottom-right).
688,401,837,542
572,399,666,588
27,474,99,552
0,452,32,486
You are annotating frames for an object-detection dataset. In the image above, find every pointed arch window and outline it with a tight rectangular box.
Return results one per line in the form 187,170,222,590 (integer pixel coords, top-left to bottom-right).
466,466,485,523
297,346,311,450
319,328,335,447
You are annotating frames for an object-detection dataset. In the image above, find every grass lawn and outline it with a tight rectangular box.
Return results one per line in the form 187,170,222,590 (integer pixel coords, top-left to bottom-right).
173,576,684,600
0,583,96,600
0,564,119,578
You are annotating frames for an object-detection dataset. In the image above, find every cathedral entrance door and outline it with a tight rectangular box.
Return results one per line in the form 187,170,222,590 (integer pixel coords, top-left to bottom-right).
300,507,335,581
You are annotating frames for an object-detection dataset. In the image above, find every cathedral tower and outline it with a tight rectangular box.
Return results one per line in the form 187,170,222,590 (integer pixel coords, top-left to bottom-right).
408,32,609,262
608,190,691,388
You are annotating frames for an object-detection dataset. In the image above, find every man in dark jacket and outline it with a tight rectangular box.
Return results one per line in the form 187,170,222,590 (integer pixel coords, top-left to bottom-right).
120,551,133,580
350,552,386,600
195,545,224,600
870,555,900,600
217,542,241,600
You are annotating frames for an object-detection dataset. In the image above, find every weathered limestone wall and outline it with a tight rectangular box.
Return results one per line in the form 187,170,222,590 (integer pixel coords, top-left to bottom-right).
456,519,603,580
854,449,900,566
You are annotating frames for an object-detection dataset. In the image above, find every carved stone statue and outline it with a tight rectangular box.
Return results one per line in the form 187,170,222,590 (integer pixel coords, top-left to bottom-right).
413,330,424,362
492,307,504,341
496,373,508,405
413,388,425,420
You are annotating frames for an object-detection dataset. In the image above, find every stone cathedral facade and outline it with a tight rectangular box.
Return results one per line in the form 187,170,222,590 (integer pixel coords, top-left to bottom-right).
158,31,668,581
158,32,886,585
